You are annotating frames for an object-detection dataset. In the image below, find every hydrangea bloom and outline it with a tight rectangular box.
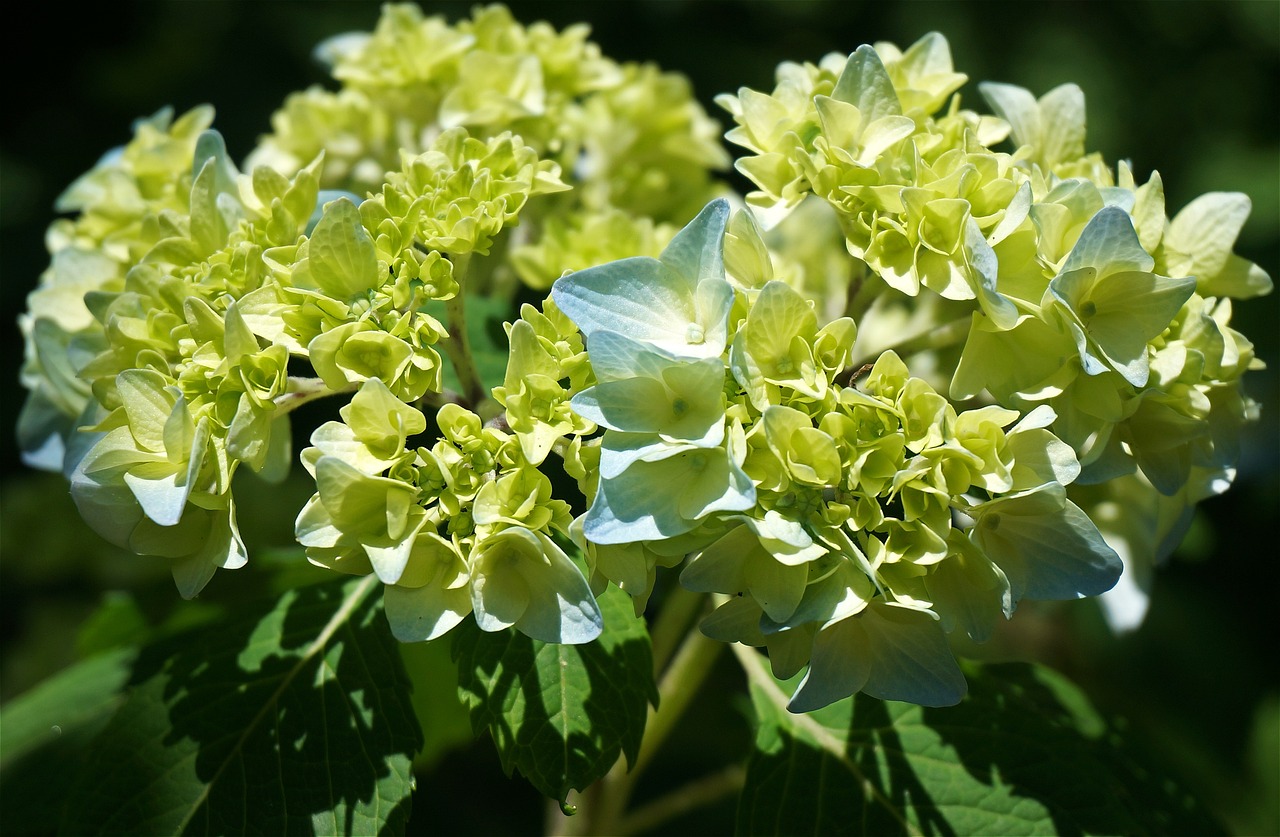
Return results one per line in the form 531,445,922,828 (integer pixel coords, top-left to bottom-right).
15,8,1270,715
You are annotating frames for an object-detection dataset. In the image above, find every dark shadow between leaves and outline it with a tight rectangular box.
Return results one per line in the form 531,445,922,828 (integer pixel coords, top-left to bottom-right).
921,661,1228,837
63,577,422,836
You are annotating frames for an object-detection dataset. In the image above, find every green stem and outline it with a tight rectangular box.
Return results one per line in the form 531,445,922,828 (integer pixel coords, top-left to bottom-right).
648,583,708,677
850,314,972,369
585,597,723,835
272,376,351,415
843,261,880,323
888,314,971,356
440,253,489,408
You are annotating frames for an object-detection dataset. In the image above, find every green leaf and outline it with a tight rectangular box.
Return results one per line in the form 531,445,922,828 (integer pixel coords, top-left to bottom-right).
0,647,136,835
452,582,658,803
60,576,423,836
736,657,1226,836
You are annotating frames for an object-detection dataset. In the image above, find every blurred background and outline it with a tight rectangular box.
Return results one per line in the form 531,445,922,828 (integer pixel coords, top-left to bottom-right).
1,1,1276,834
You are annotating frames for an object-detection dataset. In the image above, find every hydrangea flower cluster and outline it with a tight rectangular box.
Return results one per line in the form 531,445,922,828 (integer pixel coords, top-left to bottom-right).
553,199,1121,708
296,377,600,644
716,33,1270,629
17,3,724,601
16,7,1270,712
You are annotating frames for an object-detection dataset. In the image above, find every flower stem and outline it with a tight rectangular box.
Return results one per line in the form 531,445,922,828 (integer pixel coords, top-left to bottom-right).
272,376,350,415
439,253,489,408
648,582,707,676
582,593,722,835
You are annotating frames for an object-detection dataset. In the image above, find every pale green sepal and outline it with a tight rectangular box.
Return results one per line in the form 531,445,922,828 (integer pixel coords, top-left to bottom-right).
123,416,210,528
964,217,1019,330
302,197,380,300
584,446,755,544
972,491,1122,606
294,494,342,550
307,190,364,235
891,32,968,113
304,422,383,476
766,548,875,631
978,82,1039,153
1131,170,1166,253
788,602,965,712
762,405,842,486
1036,83,1086,169
1004,425,1081,492
308,323,414,392
343,376,427,459
681,525,808,623
581,328,700,384
16,390,73,472
742,510,826,564
162,395,195,465
571,377,724,447
1050,207,1195,387
236,285,300,350
313,456,418,540
1060,205,1154,277
570,332,726,446
832,44,903,122
551,257,733,359
658,198,731,287
1165,192,1272,298
951,313,1076,402
1051,264,1196,387
597,432,696,480
256,415,294,484
787,619,872,713
192,129,240,197
188,142,242,256
925,533,1010,643
226,397,273,473
987,180,1032,247
384,582,472,642
699,595,767,646
67,428,148,549
170,550,220,601
168,503,248,600
116,369,174,453
980,80,1085,169
1202,254,1274,300
364,516,427,586
731,280,826,402
121,466,193,535
469,528,603,645
311,30,372,69
552,199,734,358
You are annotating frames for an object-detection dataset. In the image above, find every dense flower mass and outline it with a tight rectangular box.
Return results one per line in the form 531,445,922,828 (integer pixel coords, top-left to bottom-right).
16,5,1270,710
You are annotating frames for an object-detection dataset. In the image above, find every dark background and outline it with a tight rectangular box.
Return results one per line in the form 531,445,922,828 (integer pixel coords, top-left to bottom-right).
2,2,1277,834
